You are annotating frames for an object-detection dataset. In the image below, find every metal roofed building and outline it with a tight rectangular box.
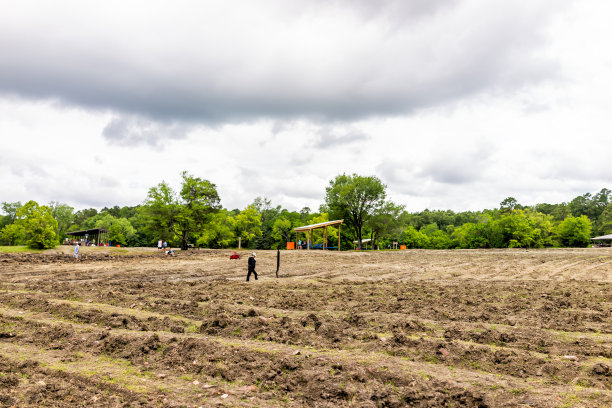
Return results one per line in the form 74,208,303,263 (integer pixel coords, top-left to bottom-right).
66,228,110,246
591,234,612,246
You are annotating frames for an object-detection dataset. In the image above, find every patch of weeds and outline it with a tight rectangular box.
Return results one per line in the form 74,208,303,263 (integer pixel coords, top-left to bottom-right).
101,374,117,384
509,388,526,395
423,354,439,364
560,392,581,408
158,343,168,355
185,324,199,333
587,391,601,399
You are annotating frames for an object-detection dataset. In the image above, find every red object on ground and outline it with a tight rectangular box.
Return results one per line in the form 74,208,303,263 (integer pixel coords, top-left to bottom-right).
230,252,240,260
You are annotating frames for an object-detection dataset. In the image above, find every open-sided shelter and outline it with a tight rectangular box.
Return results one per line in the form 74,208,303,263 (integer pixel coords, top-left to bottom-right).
353,238,373,250
66,228,110,246
294,220,343,250
591,234,612,246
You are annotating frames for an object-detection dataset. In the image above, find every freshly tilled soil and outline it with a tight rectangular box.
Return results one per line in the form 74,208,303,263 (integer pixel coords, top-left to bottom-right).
0,247,610,407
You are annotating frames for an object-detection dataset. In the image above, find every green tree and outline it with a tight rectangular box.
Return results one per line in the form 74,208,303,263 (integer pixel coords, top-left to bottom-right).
555,215,592,247
49,201,75,243
143,172,221,249
567,189,610,221
15,201,58,249
176,171,221,249
596,202,612,235
428,230,453,249
367,201,405,249
271,216,293,248
101,205,121,217
499,197,520,213
0,201,22,229
196,210,236,248
325,173,386,249
93,214,136,246
234,205,262,248
142,181,178,242
72,208,98,230
401,226,429,248
0,223,25,246
452,222,490,249
252,197,281,249
494,209,539,248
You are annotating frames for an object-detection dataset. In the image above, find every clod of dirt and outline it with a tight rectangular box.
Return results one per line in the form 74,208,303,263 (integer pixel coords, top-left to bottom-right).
592,363,610,376
537,363,559,377
393,330,408,345
493,350,516,364
301,313,321,330
0,373,19,388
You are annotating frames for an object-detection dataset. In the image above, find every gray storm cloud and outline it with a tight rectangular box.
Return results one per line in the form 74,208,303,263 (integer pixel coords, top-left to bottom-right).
102,116,191,145
0,0,566,140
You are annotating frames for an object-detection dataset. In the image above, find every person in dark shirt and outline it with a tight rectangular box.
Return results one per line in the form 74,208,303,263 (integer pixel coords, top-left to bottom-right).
247,252,257,281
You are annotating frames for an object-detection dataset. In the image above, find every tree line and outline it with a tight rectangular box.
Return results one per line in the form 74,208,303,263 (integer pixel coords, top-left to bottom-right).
1,172,610,250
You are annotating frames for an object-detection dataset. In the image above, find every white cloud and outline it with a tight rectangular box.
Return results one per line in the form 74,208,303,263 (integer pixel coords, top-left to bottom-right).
2,0,612,213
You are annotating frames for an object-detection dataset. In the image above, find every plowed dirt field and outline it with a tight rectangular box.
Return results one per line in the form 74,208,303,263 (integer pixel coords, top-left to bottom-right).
0,247,610,407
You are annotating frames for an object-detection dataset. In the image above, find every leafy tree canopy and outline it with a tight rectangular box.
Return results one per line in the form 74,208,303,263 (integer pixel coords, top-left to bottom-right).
143,171,221,249
325,173,386,249
15,201,58,249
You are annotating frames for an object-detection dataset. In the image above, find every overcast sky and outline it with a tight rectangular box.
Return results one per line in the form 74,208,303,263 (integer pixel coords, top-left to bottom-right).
1,0,611,213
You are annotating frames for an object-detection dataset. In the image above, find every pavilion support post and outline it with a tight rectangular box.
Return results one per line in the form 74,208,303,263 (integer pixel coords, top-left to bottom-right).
323,227,327,250
307,229,311,250
338,224,341,251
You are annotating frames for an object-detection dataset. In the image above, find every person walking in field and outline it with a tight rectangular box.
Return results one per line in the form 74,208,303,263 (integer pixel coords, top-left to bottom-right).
74,242,79,262
246,252,258,281
158,239,163,252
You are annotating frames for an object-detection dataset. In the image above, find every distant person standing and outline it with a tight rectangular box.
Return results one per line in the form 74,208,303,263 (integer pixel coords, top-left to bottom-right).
163,241,168,251
246,252,257,281
158,239,163,252
74,242,79,262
